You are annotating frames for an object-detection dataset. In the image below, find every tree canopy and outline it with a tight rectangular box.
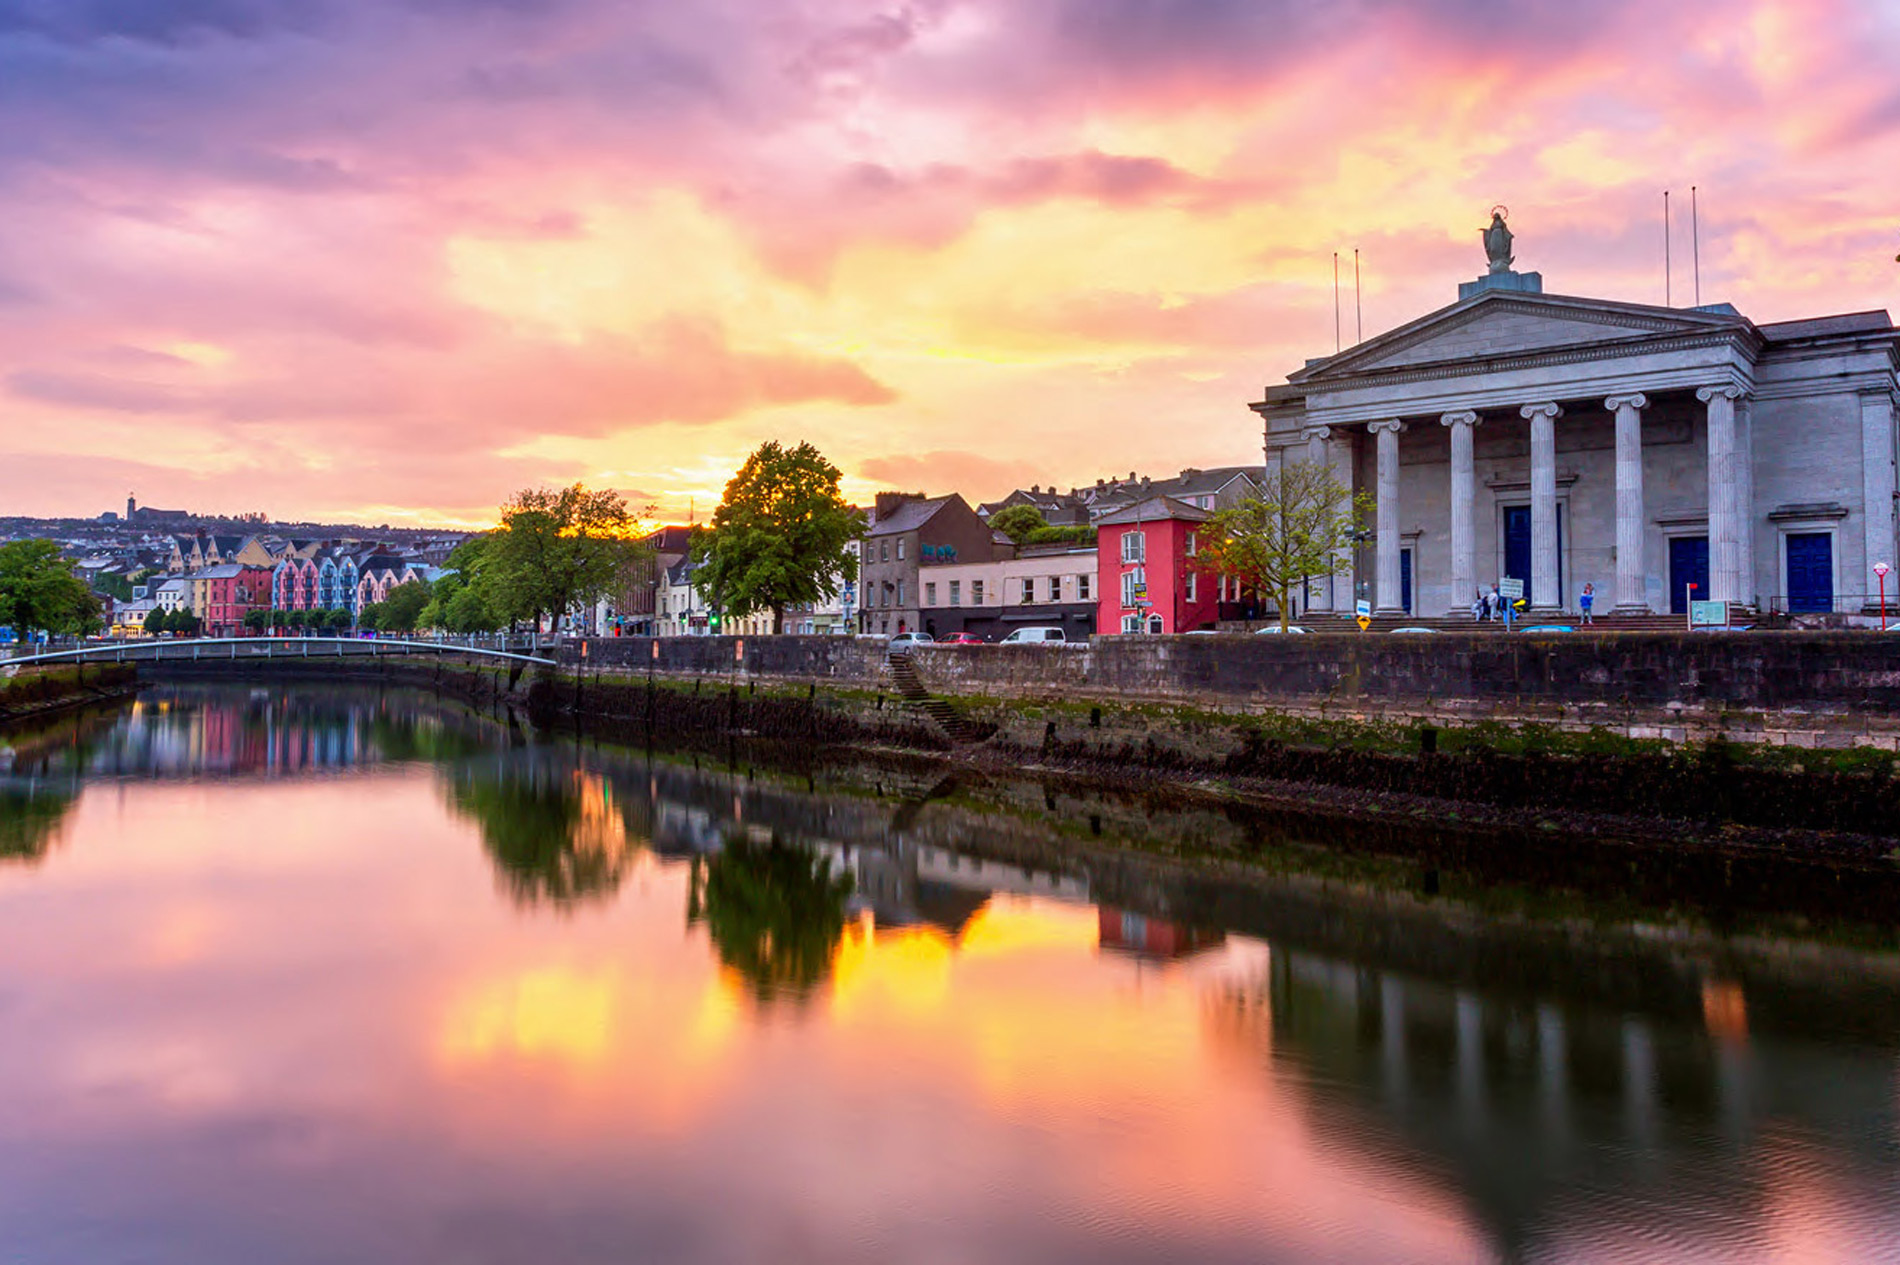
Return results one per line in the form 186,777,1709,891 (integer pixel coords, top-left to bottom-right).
480,485,646,632
988,504,1047,543
692,441,865,634
1198,460,1373,632
0,540,102,638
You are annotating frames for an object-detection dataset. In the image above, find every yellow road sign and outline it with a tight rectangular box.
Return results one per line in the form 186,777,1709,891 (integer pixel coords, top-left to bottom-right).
1356,615,1372,631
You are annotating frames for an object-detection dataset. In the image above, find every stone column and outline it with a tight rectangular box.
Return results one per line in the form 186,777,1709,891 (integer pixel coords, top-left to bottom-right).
1736,397,1756,607
1698,384,1744,604
1441,411,1481,614
1861,391,1897,609
1605,393,1650,613
1302,425,1341,611
1521,402,1563,612
1369,419,1406,614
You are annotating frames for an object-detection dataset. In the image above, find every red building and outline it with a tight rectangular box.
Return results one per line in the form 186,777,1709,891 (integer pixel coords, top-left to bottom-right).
195,563,273,635
1094,496,1219,634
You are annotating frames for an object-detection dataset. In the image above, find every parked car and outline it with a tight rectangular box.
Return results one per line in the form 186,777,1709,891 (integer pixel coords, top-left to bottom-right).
999,627,1065,644
887,631,934,651
1388,626,1440,634
1255,625,1310,634
939,631,985,646
1516,625,1574,633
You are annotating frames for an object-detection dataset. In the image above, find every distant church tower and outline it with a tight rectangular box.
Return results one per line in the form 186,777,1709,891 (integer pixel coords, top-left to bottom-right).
127,492,136,520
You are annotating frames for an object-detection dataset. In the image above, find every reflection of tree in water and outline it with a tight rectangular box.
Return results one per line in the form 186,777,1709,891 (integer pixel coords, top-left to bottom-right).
689,835,855,1005
445,763,636,909
0,787,79,866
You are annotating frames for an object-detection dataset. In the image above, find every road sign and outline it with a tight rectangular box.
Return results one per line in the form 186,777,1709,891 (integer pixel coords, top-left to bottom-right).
1354,598,1372,618
1356,615,1372,631
1876,561,1892,578
1497,577,1525,601
1689,600,1728,628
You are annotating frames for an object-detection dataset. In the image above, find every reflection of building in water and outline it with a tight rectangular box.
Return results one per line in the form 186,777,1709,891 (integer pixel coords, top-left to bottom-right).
1205,944,1900,1262
1096,906,1225,960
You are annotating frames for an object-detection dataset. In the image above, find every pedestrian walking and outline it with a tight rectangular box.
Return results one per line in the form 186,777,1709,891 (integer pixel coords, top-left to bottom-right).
1579,582,1595,625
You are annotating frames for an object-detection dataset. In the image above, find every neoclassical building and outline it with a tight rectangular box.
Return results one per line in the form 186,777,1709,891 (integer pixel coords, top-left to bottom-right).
1254,254,1899,618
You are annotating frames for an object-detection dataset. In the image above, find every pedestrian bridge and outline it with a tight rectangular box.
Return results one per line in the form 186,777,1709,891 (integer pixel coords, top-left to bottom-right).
1,636,558,671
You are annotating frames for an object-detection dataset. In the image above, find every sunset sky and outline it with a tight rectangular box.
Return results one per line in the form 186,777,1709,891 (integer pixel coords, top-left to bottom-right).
1,0,1896,527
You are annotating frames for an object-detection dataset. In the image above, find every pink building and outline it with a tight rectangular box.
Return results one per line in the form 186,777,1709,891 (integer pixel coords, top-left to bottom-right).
273,556,319,611
196,564,273,636
1094,496,1219,635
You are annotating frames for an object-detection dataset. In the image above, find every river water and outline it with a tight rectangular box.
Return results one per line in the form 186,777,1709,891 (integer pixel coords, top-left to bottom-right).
2,685,1897,1264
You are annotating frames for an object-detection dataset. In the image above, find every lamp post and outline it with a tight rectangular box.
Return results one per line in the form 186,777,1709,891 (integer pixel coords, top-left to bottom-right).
1875,562,1891,631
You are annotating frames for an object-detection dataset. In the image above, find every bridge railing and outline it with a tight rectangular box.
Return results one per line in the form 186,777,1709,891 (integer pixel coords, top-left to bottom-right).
0,635,558,671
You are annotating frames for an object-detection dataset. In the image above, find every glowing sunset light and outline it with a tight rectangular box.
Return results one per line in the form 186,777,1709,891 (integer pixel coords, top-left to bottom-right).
0,0,1894,524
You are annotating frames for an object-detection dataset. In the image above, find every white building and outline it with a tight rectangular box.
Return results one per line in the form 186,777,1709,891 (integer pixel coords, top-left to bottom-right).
1254,242,1900,618
915,543,1098,640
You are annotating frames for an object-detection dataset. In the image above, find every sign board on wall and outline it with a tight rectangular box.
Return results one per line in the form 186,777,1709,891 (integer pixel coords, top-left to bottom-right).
1688,600,1728,628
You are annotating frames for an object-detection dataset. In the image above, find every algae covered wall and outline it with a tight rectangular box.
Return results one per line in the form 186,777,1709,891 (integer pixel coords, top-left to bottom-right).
565,631,1900,717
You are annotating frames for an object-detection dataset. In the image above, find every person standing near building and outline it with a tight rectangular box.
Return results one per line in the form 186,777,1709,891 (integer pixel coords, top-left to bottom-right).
1579,582,1595,625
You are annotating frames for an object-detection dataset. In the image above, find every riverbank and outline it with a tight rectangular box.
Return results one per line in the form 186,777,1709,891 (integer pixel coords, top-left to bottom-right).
0,662,139,730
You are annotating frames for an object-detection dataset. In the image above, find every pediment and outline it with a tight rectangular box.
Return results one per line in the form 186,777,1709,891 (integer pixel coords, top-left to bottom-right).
1294,293,1749,382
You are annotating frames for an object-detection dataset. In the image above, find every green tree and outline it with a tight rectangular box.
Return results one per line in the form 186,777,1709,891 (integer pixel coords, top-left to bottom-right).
95,572,135,602
323,608,352,632
688,836,855,1004
377,581,432,634
692,442,866,635
144,607,170,635
358,601,386,631
0,541,102,638
1199,460,1374,632
484,486,646,633
988,504,1048,544
170,609,202,637
242,609,269,633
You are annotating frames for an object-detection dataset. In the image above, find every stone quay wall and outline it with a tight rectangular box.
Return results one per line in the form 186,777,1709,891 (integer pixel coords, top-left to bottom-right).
561,631,1900,748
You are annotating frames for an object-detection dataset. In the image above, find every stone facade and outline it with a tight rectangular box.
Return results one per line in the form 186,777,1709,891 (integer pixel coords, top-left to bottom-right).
1254,289,1900,618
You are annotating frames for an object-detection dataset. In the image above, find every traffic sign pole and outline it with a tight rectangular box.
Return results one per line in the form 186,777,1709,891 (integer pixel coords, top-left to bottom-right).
1876,562,1891,631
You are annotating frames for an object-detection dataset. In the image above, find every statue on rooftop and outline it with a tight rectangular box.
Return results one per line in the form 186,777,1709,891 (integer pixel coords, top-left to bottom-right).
1482,206,1514,274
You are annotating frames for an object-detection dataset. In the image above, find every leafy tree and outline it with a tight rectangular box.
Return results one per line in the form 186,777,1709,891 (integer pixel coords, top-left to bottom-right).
692,442,866,634
444,584,500,633
95,572,135,602
1198,460,1374,632
170,610,202,637
323,607,353,632
1023,524,1096,547
483,486,646,633
988,504,1048,544
144,607,170,635
242,609,269,632
688,836,855,1005
377,581,431,634
0,540,103,638
358,601,386,631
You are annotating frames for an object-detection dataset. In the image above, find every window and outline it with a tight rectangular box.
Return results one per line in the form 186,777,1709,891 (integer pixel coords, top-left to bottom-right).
1078,573,1091,601
1121,530,1146,564
972,580,985,605
1185,531,1198,557
925,582,937,606
1020,577,1034,604
897,538,907,561
1121,613,1141,633
896,579,906,606
949,580,961,606
1049,576,1062,602
1120,567,1145,608
1185,572,1198,602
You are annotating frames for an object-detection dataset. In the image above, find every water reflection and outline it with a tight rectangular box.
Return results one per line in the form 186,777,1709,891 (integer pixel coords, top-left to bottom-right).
0,685,1896,1264
688,837,855,1005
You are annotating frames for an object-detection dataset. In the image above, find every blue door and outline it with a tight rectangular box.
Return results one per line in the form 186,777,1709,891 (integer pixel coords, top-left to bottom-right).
1786,533,1833,612
1503,506,1532,604
1400,548,1413,615
1502,507,1562,607
1669,536,1709,614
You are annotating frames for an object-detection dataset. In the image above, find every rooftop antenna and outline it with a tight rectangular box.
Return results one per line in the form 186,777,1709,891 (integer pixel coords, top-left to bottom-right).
1663,190,1672,307
1691,185,1701,307
1354,248,1363,344
1332,252,1341,353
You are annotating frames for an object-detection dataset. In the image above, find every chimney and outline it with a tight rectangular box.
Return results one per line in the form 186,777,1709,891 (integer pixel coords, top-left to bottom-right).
874,491,916,520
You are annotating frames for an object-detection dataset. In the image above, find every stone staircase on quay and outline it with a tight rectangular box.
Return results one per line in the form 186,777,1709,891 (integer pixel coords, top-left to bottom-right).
1226,610,1697,635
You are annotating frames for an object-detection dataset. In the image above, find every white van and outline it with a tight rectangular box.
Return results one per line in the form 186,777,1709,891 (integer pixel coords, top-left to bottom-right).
999,626,1066,644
